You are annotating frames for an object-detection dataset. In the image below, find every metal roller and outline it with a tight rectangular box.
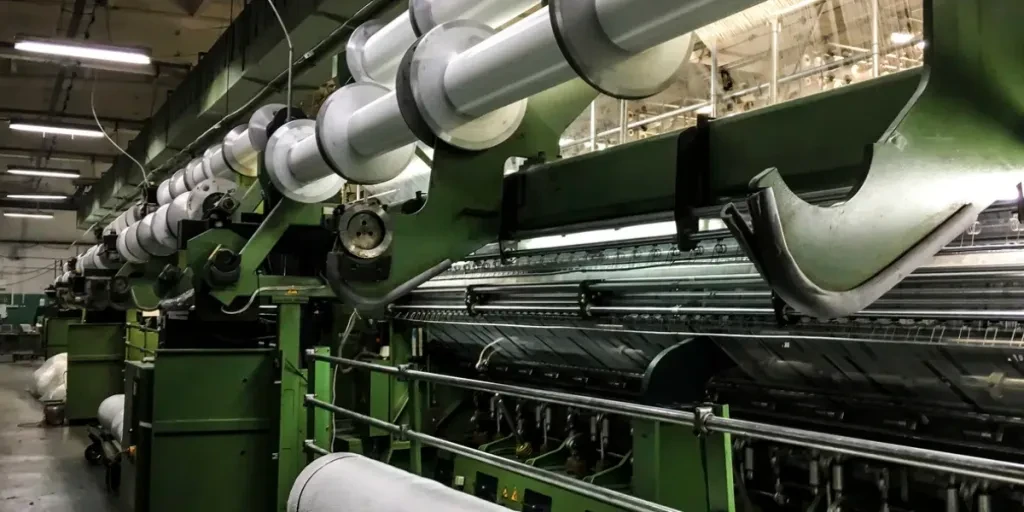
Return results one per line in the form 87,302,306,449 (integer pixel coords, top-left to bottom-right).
346,0,536,86
118,221,151,263
288,452,508,512
267,0,750,201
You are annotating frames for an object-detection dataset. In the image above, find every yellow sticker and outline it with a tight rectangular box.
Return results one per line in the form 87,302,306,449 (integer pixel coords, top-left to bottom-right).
286,288,298,295
510,488,519,502
501,488,509,499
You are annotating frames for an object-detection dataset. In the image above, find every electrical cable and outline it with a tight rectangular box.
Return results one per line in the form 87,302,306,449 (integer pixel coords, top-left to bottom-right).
264,0,293,122
332,309,361,441
91,73,151,190
220,285,325,315
475,337,506,371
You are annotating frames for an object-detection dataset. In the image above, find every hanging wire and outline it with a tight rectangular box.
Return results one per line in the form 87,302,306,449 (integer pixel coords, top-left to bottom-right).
264,0,294,120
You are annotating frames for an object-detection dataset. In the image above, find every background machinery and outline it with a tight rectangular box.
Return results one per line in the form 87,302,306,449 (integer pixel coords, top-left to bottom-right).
41,0,1024,510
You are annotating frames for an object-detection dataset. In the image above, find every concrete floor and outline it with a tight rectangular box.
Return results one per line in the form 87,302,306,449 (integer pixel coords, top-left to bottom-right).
0,362,118,512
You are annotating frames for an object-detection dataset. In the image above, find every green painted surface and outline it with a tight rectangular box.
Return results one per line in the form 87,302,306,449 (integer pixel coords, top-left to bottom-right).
275,304,306,512
129,349,278,512
42,316,77,358
66,323,124,422
452,456,623,512
632,407,735,511
125,316,158,362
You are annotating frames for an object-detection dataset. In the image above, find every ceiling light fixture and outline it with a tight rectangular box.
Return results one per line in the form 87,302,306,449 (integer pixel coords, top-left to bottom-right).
890,31,916,45
6,167,81,179
14,37,151,65
3,212,54,220
8,121,104,138
5,194,68,201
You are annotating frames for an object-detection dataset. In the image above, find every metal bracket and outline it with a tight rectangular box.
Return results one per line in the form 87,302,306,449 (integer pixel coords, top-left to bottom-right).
724,0,1024,318
674,114,712,251
694,405,714,437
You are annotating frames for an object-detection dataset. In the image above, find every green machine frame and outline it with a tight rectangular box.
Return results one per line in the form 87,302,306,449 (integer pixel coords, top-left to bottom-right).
66,318,126,423
41,312,78,359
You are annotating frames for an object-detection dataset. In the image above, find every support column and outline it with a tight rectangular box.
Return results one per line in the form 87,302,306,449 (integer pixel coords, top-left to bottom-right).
276,302,305,512
871,0,880,78
769,18,781,104
710,41,719,117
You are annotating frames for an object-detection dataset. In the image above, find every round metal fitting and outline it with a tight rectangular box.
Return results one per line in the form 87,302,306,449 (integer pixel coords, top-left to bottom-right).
404,20,527,151
345,20,385,83
138,212,176,257
266,119,345,203
222,125,258,177
186,177,238,223
122,221,152,263
337,202,393,260
248,103,286,153
317,83,415,185
151,204,177,252
549,0,693,99
169,168,189,198
156,180,172,206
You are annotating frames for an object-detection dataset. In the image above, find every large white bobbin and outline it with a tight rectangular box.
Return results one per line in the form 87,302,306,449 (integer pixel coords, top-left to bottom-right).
119,221,151,263
398,21,527,151
317,82,417,185
168,167,190,198
265,120,346,203
166,177,238,238
151,204,177,251
548,0,695,99
137,212,176,257
156,180,172,206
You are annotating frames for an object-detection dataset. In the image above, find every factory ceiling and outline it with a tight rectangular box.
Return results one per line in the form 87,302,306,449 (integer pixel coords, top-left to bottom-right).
0,0,238,203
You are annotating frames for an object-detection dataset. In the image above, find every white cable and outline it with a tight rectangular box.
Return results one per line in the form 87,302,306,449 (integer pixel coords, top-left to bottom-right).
475,337,506,371
91,73,151,189
220,285,325,315
331,309,361,442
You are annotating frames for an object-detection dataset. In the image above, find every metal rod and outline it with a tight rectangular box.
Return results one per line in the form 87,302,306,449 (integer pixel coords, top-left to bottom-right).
303,440,330,456
310,357,1024,486
709,41,719,117
619,99,628,144
871,0,881,78
304,397,677,512
769,17,781,104
589,100,597,151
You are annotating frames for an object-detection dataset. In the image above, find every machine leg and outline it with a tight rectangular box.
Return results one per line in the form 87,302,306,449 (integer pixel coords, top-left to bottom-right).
276,302,305,512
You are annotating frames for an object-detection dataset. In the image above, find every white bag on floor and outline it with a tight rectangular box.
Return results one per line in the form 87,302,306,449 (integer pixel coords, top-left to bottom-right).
98,394,126,432
33,353,67,399
42,382,66,402
112,411,125,444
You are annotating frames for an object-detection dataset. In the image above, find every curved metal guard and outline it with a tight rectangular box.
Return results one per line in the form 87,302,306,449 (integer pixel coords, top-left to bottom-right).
726,0,1024,318
326,256,452,314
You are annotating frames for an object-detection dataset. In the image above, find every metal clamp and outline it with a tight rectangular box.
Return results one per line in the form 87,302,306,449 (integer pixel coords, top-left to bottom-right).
694,405,714,437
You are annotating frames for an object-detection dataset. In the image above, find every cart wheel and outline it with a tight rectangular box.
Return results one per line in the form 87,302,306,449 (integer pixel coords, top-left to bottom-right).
85,443,103,466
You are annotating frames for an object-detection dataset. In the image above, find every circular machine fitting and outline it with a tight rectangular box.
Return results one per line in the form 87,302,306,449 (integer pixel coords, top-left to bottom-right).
317,83,416,185
337,202,393,260
118,222,151,263
138,213,176,257
399,21,527,151
168,167,190,198
156,180,172,206
548,0,693,99
185,177,239,222
345,20,386,83
92,244,121,270
266,119,346,203
247,103,286,154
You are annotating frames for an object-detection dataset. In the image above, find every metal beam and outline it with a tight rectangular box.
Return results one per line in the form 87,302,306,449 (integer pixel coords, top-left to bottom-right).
0,146,116,163
0,200,77,211
0,0,231,23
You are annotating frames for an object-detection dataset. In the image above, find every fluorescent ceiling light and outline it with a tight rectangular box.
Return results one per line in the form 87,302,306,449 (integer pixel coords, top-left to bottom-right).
3,212,54,219
8,121,104,138
890,32,915,45
5,194,68,201
6,167,81,179
14,38,151,65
